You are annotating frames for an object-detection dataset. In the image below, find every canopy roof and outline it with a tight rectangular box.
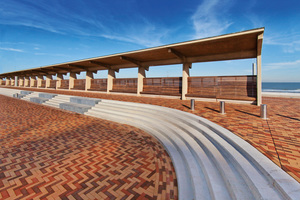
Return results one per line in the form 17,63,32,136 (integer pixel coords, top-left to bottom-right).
0,27,264,78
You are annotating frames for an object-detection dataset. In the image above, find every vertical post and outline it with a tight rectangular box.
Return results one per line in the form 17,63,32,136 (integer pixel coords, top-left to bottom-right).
137,67,146,96
37,75,43,88
182,63,191,100
190,99,195,111
260,104,267,119
220,101,225,114
6,78,9,86
0,79,2,86
69,72,76,90
252,63,256,75
257,33,263,106
56,74,64,89
107,69,115,93
46,75,52,88
85,71,94,91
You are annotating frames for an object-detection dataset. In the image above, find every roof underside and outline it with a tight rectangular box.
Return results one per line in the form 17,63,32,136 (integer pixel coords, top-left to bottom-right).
0,28,264,78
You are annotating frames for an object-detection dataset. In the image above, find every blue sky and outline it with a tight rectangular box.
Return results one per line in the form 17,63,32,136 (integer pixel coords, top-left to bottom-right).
0,0,299,82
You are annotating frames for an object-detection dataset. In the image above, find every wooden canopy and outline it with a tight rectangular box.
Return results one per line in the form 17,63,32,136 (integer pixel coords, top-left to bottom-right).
0,27,264,79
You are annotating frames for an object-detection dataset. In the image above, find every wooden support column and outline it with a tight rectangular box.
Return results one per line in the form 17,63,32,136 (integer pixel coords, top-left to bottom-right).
0,79,2,86
24,77,29,87
85,71,94,91
6,78,9,86
69,72,76,90
107,69,116,93
19,77,23,87
37,75,43,88
182,63,191,100
30,76,36,87
46,75,52,88
56,74,64,89
137,67,146,96
257,33,263,106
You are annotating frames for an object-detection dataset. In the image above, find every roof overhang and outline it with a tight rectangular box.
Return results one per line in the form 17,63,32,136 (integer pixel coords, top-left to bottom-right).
0,27,264,78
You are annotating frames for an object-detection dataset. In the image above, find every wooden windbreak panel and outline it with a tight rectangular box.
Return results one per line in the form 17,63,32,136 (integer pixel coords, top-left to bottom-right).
41,80,46,88
33,80,37,87
187,75,257,101
112,78,137,93
89,79,107,91
59,80,69,89
188,77,217,98
49,80,57,88
142,77,182,96
1,81,5,85
73,79,86,90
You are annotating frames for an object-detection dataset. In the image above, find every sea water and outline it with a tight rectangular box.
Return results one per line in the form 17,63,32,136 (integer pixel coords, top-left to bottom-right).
262,82,300,93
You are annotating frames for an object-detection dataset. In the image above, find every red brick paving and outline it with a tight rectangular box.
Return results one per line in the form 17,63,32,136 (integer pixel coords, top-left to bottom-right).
0,94,177,199
4,86,299,183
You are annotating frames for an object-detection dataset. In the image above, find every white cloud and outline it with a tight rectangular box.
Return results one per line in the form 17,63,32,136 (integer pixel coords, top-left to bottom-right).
191,0,233,39
264,33,300,53
264,60,300,71
0,47,24,52
0,0,169,47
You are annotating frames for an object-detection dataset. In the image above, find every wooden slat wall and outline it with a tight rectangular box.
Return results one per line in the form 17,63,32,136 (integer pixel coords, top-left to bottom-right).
73,79,86,90
89,79,107,91
59,80,69,89
142,77,182,96
33,80,37,87
41,80,46,88
187,75,257,101
1,81,5,85
111,78,137,93
49,80,57,88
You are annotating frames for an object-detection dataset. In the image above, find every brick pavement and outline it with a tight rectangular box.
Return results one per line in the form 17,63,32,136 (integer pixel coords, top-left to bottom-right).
4,86,299,183
0,95,178,200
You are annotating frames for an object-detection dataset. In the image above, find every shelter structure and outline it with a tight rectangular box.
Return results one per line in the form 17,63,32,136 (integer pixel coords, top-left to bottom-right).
0,28,264,105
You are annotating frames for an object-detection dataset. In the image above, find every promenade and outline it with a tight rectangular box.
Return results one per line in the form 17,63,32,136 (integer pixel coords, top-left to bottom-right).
0,94,177,199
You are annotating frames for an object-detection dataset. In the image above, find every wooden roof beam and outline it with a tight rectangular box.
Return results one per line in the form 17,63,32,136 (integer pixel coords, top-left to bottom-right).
168,48,187,64
120,56,148,71
68,64,87,70
89,61,111,69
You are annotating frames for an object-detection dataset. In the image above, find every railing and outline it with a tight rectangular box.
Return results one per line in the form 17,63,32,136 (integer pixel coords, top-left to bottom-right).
49,80,57,88
59,80,69,89
89,79,107,91
111,78,137,93
73,79,86,90
187,75,257,101
142,77,182,96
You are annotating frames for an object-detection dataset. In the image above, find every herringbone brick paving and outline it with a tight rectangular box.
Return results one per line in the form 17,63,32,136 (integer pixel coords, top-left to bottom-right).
0,95,178,200
4,86,299,183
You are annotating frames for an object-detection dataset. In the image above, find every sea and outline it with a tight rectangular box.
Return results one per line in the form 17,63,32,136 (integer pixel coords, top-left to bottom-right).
262,82,300,93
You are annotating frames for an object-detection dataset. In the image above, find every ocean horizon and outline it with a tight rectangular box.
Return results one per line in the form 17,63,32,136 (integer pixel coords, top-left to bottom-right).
262,82,300,93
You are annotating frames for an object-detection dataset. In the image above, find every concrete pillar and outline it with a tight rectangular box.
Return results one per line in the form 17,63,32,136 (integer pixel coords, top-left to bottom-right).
257,33,263,106
46,75,52,88
37,75,43,88
107,69,116,93
85,71,94,91
182,63,191,100
24,77,29,87
137,67,146,96
56,74,64,89
69,72,76,90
